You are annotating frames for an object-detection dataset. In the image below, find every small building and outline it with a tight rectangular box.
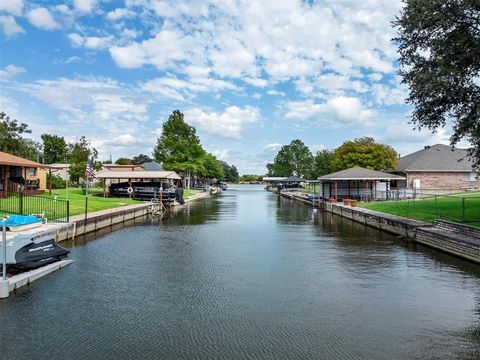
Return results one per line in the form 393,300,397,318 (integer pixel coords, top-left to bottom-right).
395,144,479,190
0,151,47,196
48,163,70,181
318,167,405,201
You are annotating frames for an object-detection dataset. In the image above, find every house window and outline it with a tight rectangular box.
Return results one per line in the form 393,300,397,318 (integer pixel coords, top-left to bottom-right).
464,172,477,181
29,168,37,176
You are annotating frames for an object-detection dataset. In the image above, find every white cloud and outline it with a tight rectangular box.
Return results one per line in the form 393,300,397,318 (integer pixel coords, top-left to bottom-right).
141,75,238,100
73,0,97,13
371,83,408,106
0,95,20,116
266,89,285,96
110,0,401,89
109,29,196,69
285,97,374,125
263,143,283,152
65,56,81,64
0,64,25,80
107,8,135,21
0,15,25,36
68,33,113,49
0,0,23,16
26,7,59,31
184,106,261,139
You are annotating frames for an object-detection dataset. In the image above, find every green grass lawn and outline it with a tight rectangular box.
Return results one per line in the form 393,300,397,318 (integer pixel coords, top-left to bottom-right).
1,187,202,220
359,192,480,227
45,188,142,216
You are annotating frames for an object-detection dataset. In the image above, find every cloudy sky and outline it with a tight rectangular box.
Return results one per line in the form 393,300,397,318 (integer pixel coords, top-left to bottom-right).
0,0,457,173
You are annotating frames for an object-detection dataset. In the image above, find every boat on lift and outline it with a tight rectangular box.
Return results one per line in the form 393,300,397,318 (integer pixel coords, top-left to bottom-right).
0,235,70,274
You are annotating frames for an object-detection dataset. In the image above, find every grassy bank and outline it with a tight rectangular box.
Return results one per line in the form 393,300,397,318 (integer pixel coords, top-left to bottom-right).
1,187,204,219
43,187,201,216
359,192,480,227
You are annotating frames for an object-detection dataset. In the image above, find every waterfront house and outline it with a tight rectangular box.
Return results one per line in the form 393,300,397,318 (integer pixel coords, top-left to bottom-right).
0,151,47,196
318,167,405,202
395,144,479,190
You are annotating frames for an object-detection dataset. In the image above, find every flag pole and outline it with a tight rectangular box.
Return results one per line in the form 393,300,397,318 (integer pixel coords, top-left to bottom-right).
84,162,89,226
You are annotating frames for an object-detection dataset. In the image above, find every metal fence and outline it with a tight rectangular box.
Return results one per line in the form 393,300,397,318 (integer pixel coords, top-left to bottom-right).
0,191,69,222
364,193,480,224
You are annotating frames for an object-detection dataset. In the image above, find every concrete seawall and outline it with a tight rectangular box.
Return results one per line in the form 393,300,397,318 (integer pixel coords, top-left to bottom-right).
19,191,212,243
322,202,480,264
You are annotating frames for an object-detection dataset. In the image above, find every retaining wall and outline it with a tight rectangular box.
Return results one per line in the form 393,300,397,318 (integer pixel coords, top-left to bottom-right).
322,202,480,264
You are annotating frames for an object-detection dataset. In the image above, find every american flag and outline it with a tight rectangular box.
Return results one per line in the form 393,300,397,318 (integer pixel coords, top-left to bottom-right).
85,158,97,179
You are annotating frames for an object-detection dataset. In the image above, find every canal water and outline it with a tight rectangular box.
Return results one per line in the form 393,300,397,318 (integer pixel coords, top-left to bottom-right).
1,185,480,359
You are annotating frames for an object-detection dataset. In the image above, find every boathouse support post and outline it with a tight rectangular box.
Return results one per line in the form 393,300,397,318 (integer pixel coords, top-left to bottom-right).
334,181,338,202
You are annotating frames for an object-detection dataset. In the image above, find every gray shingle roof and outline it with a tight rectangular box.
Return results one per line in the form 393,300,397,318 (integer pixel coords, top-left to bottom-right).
141,161,163,171
318,167,405,180
396,144,474,172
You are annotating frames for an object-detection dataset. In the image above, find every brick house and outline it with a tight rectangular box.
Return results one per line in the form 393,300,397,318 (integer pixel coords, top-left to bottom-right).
396,144,479,190
0,151,47,196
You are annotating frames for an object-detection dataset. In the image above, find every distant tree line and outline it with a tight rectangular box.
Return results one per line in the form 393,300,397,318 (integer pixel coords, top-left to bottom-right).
1,110,240,187
266,137,398,179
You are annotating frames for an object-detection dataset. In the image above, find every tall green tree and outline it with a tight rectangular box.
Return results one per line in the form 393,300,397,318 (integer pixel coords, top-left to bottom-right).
132,154,153,165
203,153,225,180
394,0,480,168
331,137,397,172
266,139,313,178
310,150,334,178
0,111,38,160
41,134,67,164
115,157,133,165
68,136,98,184
153,110,206,187
220,161,239,182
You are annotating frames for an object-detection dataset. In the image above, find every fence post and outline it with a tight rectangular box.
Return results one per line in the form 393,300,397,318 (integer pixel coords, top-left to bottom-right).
18,191,23,214
462,197,465,222
66,200,70,223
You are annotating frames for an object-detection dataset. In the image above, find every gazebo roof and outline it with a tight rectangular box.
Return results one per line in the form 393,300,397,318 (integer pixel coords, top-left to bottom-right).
285,176,305,182
262,177,287,182
318,167,405,181
96,170,181,180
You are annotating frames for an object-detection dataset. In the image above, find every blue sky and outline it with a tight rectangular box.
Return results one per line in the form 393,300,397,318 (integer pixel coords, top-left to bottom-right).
0,0,461,174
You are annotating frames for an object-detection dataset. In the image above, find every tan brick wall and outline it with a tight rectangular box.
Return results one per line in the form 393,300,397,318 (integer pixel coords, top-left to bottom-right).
407,171,480,189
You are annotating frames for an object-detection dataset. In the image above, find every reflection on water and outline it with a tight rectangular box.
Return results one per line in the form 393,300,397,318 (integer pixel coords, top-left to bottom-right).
1,184,480,360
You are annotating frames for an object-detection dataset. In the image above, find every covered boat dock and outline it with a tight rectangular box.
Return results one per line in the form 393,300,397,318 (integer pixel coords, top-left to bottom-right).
96,170,182,201
318,167,406,202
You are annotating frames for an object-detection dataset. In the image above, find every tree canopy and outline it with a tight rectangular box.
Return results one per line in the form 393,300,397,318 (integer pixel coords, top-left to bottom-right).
0,111,38,160
41,134,67,164
394,0,480,167
267,139,313,178
68,136,98,183
115,157,133,165
132,154,152,165
220,161,239,182
153,110,206,176
203,153,225,180
310,150,334,179
331,137,398,172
